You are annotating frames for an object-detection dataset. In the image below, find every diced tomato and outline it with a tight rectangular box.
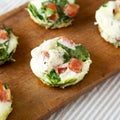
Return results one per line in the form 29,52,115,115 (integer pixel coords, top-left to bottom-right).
0,83,11,102
68,58,83,73
49,14,58,20
0,90,11,102
56,67,67,74
64,4,80,18
0,91,6,101
0,82,3,92
0,29,10,40
46,3,58,20
41,51,49,59
46,3,57,11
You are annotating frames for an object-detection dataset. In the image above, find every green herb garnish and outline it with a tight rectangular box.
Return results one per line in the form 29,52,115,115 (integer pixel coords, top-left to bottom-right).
28,3,43,19
101,3,107,7
0,41,15,65
2,25,12,34
57,42,90,62
46,69,61,84
4,83,9,89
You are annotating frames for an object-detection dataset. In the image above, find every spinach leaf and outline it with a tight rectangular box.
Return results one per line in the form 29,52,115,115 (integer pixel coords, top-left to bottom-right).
101,3,107,7
70,45,90,61
46,69,61,84
57,42,90,62
28,3,56,20
56,0,68,9
4,83,9,89
0,48,8,61
2,25,12,34
28,3,43,19
0,40,15,64
63,52,71,63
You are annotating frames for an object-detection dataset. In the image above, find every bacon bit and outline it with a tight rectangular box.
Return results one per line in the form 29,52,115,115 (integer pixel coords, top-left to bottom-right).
60,36,74,45
116,37,120,41
0,29,10,40
41,51,49,59
68,58,83,73
64,4,80,18
56,67,67,74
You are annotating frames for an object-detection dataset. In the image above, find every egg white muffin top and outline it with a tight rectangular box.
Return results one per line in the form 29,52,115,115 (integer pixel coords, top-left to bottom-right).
30,36,92,88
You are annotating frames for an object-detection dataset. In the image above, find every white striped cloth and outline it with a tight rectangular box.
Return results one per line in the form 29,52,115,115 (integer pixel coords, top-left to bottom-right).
0,1,120,120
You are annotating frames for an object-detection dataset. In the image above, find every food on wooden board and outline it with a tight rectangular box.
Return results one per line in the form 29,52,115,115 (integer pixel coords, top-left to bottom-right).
30,36,92,88
0,24,18,65
95,0,120,48
27,0,79,29
0,82,12,120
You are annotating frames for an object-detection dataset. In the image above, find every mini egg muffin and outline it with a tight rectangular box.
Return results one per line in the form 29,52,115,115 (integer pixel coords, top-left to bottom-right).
27,0,79,29
30,36,92,88
0,24,18,65
0,82,12,120
95,0,120,48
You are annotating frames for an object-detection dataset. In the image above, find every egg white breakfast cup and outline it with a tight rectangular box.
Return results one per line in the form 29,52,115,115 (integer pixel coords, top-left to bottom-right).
30,37,92,88
27,0,79,29
95,0,120,48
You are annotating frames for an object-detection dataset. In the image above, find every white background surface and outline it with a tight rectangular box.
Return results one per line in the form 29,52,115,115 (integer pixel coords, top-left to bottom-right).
0,1,120,120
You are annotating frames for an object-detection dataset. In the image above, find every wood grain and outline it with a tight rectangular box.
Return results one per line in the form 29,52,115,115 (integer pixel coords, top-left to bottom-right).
0,0,120,120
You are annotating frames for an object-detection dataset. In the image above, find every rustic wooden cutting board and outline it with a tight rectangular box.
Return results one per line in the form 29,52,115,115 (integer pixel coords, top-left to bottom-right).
0,0,120,119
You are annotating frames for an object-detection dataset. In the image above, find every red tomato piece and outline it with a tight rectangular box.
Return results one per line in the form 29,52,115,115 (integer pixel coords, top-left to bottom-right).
46,3,57,11
0,91,6,101
49,14,58,20
64,4,80,18
68,58,83,73
0,29,10,40
0,82,3,92
57,67,67,74
46,3,58,20
0,83,11,102
0,90,11,102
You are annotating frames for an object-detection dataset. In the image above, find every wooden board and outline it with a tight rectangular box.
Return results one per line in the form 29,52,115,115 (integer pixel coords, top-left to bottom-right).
0,0,120,119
